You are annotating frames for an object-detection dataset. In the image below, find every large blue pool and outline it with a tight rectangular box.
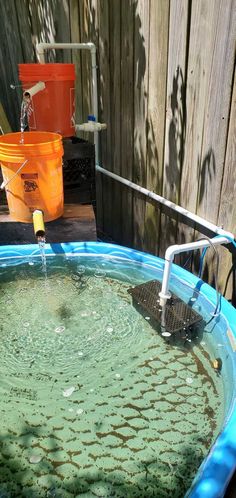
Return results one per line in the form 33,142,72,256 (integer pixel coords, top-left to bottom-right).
0,241,235,498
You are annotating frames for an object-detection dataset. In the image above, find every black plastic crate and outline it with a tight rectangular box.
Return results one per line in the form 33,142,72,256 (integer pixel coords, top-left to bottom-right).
63,137,95,205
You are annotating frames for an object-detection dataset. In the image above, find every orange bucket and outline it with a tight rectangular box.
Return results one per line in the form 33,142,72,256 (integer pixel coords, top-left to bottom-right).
0,131,64,223
18,64,76,137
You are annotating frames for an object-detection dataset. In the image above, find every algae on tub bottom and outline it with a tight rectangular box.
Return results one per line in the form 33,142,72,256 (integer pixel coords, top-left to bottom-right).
0,256,224,498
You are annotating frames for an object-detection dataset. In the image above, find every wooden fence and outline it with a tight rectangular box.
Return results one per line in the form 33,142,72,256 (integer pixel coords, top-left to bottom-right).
0,0,236,299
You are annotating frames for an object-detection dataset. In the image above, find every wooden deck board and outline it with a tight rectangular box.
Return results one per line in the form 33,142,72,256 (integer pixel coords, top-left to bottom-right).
0,204,97,245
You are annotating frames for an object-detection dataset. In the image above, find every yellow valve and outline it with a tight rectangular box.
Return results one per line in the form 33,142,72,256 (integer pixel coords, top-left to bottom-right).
33,209,45,238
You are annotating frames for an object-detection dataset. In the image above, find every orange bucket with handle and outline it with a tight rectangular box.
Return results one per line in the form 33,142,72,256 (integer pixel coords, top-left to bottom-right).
18,63,76,137
0,131,64,223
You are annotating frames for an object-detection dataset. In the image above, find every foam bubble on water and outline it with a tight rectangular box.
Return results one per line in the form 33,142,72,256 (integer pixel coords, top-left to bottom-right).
145,316,150,321
23,322,30,328
76,408,84,415
55,326,65,334
107,326,114,333
29,454,42,464
1,264,6,267
81,311,89,318
115,373,121,379
87,337,92,341
190,297,197,302
161,331,172,337
94,269,106,278
90,388,94,392
63,386,75,397
78,351,84,357
68,408,74,413
77,265,86,275
28,261,34,266
186,377,193,384
200,341,206,346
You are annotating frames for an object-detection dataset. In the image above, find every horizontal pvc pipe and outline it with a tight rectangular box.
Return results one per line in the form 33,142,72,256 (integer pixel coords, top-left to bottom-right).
96,165,235,305
36,43,96,63
96,165,233,238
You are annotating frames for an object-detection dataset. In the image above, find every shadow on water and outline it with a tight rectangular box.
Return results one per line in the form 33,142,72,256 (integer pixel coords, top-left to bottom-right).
0,424,207,498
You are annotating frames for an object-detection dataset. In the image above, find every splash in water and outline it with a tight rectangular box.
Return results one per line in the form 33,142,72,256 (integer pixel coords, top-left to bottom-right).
37,236,47,275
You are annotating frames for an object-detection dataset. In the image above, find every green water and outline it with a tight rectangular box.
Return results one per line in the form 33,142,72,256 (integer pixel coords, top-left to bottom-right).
0,257,224,498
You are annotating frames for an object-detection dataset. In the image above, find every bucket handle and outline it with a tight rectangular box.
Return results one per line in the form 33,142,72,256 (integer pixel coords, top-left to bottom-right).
0,159,28,190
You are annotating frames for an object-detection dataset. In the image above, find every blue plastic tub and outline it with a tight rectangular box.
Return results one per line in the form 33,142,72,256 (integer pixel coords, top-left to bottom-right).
0,241,235,497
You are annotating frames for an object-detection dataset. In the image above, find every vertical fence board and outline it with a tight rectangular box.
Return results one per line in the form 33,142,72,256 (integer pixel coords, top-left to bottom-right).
144,0,169,255
109,0,122,242
14,0,35,63
196,0,236,224
97,0,111,237
70,0,83,125
133,0,150,250
160,0,189,257
218,69,236,299
120,0,134,248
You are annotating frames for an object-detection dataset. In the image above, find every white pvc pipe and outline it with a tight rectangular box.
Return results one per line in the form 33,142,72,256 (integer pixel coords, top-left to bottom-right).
96,164,235,305
36,42,99,159
158,236,230,306
24,81,46,99
96,165,233,238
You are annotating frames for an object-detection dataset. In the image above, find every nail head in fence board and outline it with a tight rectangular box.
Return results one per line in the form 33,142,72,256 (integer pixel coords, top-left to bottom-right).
145,0,169,255
160,0,189,258
133,0,150,251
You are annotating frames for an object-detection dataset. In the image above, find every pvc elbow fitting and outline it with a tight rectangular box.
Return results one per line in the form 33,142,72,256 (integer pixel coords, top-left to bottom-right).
24,81,46,100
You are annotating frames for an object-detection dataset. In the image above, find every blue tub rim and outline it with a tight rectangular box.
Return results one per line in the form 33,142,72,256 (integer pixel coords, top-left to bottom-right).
0,240,235,498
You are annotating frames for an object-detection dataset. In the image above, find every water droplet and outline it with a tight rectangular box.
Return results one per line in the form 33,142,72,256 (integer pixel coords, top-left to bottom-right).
29,455,42,464
28,261,34,266
55,326,65,334
81,311,89,318
145,316,150,321
77,265,86,275
94,269,106,278
190,297,196,302
76,408,84,415
78,351,84,357
107,326,113,333
161,331,171,337
63,386,75,397
186,377,193,384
